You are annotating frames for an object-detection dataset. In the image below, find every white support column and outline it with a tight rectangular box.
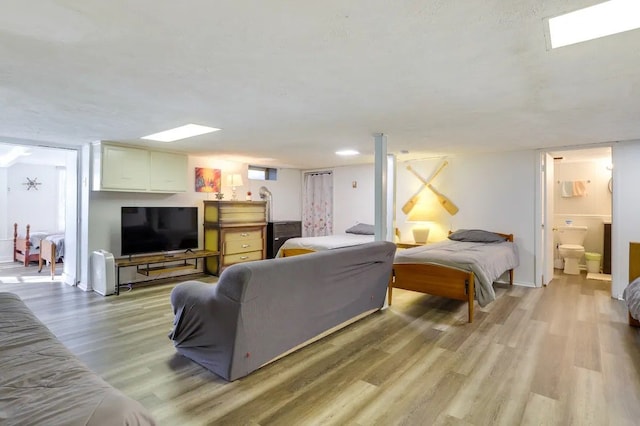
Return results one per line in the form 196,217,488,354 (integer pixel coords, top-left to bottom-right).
386,153,396,242
374,133,387,241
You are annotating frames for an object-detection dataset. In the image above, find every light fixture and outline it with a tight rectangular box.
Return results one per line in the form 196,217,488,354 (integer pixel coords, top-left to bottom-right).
336,150,360,156
407,200,433,244
227,174,244,200
548,0,640,49
141,124,220,142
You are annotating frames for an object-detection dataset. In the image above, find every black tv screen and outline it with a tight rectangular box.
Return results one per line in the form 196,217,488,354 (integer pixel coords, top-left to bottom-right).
121,207,198,256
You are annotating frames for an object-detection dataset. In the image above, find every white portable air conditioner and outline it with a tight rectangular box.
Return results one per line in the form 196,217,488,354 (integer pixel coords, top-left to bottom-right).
91,250,116,296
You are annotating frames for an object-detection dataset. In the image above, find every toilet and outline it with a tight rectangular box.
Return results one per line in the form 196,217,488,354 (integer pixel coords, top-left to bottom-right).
557,225,588,275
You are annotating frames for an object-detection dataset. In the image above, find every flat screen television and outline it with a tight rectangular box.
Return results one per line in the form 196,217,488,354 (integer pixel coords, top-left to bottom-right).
121,207,198,256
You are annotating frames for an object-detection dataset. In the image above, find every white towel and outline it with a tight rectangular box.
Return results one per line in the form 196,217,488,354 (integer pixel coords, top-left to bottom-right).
560,180,587,197
561,181,573,197
573,180,587,196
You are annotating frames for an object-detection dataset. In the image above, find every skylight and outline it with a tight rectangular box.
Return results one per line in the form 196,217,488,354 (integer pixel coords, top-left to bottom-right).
141,124,220,142
335,150,360,156
548,0,640,48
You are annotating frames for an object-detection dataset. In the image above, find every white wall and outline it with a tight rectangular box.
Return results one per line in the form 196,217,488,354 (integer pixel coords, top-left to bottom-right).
395,151,537,287
612,140,640,299
554,159,612,216
7,164,60,234
333,164,375,234
246,168,301,222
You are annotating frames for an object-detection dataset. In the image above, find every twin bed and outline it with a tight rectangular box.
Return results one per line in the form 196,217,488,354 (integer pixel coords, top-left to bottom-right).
278,228,519,322
12,223,65,278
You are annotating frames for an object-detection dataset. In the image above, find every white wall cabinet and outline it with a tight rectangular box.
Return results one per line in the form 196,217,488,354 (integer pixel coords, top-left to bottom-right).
149,151,188,192
92,142,187,193
100,145,149,191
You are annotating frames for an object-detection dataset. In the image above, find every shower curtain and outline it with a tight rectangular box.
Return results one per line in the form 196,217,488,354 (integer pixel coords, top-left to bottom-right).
302,171,333,237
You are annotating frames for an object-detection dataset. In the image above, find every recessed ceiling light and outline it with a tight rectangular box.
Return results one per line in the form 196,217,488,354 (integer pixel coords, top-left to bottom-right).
548,0,640,49
335,150,360,156
141,124,220,142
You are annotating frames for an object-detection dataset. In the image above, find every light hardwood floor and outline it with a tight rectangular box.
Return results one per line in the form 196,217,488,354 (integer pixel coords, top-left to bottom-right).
1,265,639,425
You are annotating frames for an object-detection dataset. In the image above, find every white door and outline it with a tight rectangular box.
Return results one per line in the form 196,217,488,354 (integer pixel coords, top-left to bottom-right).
543,153,555,286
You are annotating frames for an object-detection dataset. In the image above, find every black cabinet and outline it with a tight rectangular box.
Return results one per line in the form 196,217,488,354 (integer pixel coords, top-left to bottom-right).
603,222,611,274
267,221,302,258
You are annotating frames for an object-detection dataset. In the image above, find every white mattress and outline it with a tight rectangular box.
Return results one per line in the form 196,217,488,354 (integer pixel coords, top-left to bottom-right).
276,234,374,257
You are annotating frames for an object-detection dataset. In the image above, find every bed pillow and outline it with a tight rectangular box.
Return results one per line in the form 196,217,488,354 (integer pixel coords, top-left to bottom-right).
448,229,507,243
345,223,375,235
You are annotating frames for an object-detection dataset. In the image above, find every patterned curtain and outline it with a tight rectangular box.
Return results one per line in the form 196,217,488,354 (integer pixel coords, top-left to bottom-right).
302,171,333,237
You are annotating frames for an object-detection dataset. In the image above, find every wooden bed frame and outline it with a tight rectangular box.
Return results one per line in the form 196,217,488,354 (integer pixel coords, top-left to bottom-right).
13,223,40,266
38,239,59,279
278,231,515,323
281,248,316,257
629,242,640,327
13,223,61,278
388,232,515,323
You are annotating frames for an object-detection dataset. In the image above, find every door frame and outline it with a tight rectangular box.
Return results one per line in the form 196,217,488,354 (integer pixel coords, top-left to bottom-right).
535,144,614,293
2,139,83,287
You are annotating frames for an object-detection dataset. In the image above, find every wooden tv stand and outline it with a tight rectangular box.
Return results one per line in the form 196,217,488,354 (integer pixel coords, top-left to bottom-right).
114,250,219,295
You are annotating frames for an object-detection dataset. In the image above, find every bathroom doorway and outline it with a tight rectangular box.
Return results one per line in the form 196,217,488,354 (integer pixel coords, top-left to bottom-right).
543,146,613,289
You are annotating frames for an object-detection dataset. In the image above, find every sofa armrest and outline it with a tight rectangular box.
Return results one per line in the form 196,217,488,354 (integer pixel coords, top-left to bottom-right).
169,280,242,380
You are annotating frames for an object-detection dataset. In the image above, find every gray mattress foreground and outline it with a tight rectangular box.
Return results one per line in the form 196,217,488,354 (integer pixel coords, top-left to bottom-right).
0,292,155,426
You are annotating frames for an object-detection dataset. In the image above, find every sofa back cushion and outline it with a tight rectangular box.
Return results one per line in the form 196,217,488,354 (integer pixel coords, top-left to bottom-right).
219,240,396,379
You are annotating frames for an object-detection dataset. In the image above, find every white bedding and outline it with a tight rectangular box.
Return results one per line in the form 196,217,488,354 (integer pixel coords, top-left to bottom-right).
275,234,374,257
22,231,65,260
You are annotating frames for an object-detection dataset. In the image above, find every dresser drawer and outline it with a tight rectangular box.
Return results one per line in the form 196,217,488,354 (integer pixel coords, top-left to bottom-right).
219,206,266,223
224,238,263,255
224,230,263,241
223,250,263,266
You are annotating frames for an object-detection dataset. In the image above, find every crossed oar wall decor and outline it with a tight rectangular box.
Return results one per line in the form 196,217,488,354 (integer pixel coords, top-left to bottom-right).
402,160,459,216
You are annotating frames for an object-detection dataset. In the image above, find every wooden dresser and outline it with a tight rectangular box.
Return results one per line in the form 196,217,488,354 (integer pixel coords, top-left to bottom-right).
203,200,267,275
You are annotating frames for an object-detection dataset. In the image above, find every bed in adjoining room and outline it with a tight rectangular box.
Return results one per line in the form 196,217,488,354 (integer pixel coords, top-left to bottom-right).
13,223,65,278
390,229,519,323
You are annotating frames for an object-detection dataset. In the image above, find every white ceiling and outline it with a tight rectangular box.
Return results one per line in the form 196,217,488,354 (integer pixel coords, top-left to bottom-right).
1,1,639,169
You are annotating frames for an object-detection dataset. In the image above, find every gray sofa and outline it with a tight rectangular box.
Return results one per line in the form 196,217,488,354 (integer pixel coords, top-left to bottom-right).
0,292,156,425
169,241,396,381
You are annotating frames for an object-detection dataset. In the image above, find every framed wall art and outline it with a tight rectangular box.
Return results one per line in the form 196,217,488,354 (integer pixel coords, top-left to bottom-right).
195,167,221,193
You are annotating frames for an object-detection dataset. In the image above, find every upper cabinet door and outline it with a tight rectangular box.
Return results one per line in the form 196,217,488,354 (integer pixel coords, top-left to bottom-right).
149,151,188,192
101,145,149,191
